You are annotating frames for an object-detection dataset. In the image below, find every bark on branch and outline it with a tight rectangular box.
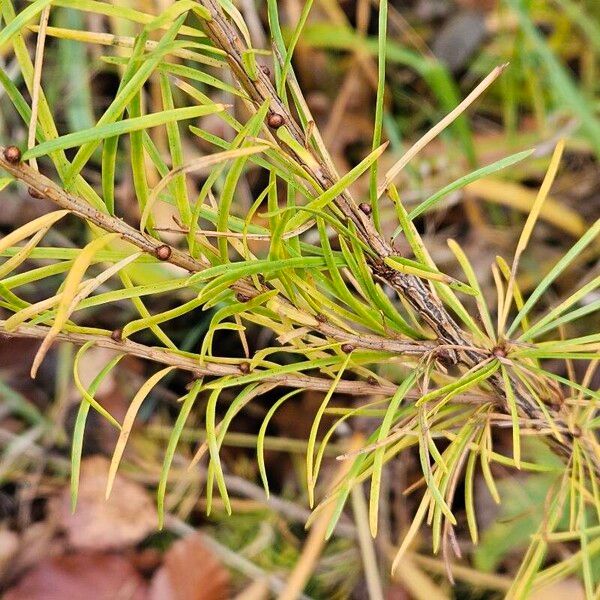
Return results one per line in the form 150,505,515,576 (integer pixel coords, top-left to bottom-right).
0,148,433,358
0,320,459,400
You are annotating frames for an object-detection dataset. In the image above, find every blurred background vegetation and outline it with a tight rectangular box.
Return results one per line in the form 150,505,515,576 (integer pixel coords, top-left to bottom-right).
1,0,600,598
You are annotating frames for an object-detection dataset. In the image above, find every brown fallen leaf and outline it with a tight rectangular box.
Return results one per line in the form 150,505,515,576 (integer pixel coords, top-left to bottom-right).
384,585,410,600
130,547,163,577
4,552,148,600
0,528,19,580
52,455,157,551
4,521,65,587
148,533,230,600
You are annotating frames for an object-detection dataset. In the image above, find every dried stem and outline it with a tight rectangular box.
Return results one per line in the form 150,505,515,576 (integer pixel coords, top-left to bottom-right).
0,320,392,396
0,322,496,406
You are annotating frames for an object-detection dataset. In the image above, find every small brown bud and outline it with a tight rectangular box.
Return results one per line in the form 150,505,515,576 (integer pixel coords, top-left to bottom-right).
28,187,46,199
315,313,327,323
110,328,123,342
3,146,21,164
239,361,251,374
341,343,355,354
235,291,251,303
492,346,507,358
359,202,372,215
155,244,172,261
367,375,379,386
267,113,284,129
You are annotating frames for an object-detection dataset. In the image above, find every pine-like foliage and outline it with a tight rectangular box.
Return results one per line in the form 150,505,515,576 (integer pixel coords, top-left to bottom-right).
1,1,599,596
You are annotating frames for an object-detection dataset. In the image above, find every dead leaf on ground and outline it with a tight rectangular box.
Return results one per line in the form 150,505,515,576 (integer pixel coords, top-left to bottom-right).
3,552,148,600
3,521,64,587
51,455,157,551
384,585,410,600
149,533,230,600
0,528,19,579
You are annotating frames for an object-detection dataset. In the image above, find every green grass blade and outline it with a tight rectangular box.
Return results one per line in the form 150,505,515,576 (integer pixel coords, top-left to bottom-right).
369,0,388,230
507,0,600,156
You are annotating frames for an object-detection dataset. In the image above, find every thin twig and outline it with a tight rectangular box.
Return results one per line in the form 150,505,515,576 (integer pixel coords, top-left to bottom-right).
0,320,397,397
0,153,209,272
194,0,480,353
0,148,434,358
